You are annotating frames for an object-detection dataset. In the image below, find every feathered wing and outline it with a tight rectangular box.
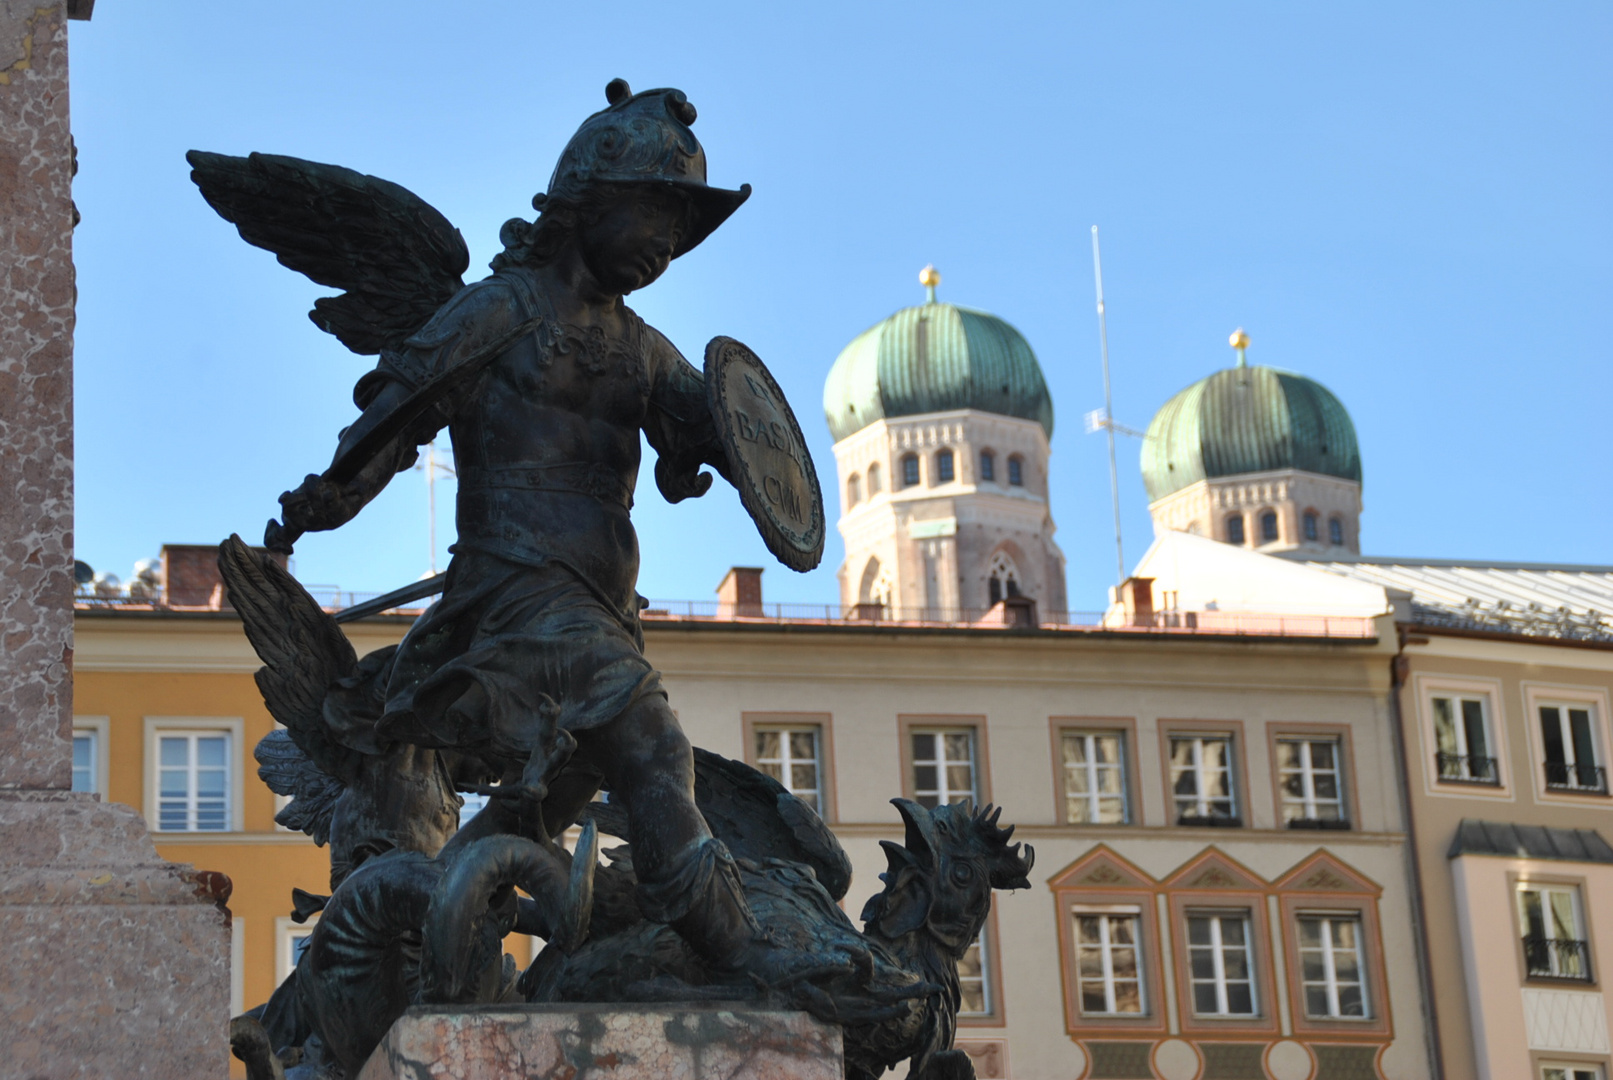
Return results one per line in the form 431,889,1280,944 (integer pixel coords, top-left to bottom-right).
691,747,854,902
218,535,362,805
255,729,345,845
186,150,468,354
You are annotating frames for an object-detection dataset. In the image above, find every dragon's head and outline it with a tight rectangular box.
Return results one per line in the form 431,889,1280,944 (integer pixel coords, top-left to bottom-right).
861,799,1035,956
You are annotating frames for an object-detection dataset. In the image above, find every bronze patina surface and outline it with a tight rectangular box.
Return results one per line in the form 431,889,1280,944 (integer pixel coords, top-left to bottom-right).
705,336,825,573
194,81,1028,1080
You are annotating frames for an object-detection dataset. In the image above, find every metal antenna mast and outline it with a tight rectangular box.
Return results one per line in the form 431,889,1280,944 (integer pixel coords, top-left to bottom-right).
1091,226,1125,585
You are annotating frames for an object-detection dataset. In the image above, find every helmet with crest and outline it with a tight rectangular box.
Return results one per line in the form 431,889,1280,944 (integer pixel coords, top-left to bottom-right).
536,78,752,259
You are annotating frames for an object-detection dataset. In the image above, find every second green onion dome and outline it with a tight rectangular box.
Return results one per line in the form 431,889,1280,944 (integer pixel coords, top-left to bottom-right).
1141,361,1362,503
823,271,1054,443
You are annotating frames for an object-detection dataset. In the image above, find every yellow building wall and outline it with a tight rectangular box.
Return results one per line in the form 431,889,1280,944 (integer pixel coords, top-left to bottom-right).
74,659,536,1078
74,670,329,1018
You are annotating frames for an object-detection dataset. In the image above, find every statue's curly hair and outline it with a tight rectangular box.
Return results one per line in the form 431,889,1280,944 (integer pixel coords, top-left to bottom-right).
490,181,691,271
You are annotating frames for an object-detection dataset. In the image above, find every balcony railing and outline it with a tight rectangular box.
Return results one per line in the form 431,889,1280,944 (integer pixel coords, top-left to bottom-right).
1435,752,1501,785
1543,762,1609,795
1286,816,1352,830
1176,812,1243,828
1523,936,1593,981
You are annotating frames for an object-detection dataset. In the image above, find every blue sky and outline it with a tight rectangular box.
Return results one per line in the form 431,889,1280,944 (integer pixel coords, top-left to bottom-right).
69,3,1612,609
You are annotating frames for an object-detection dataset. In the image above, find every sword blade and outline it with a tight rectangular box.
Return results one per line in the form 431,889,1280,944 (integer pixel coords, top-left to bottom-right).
333,572,448,623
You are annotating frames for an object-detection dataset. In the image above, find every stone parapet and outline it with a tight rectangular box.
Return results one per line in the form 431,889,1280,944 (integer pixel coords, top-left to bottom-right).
356,1005,843,1080
0,793,233,1077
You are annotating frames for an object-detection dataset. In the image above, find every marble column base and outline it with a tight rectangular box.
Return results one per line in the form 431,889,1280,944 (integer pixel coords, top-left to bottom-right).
356,1004,843,1080
0,791,232,1078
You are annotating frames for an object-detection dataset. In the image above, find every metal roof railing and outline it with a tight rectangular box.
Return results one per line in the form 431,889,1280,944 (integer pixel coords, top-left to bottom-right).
75,590,1374,638
637,601,1375,638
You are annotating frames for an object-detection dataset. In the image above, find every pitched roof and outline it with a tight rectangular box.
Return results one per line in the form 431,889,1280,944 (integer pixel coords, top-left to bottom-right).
1447,819,1613,864
1285,555,1613,643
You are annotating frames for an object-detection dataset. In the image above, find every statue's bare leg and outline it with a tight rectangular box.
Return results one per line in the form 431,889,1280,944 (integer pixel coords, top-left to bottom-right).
575,695,829,979
574,694,709,884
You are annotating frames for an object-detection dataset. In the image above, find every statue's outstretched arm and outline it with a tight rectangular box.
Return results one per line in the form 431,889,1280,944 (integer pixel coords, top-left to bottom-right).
642,327,732,504
264,277,523,553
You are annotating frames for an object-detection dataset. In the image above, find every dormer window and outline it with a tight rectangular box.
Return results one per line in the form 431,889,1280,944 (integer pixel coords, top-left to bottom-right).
1007,455,1024,487
846,473,861,507
1226,513,1246,545
901,454,920,488
979,450,995,482
1260,510,1279,543
936,449,955,483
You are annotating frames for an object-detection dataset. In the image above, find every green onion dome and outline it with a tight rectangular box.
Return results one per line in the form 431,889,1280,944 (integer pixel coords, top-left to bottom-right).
823,294,1054,443
1141,363,1362,503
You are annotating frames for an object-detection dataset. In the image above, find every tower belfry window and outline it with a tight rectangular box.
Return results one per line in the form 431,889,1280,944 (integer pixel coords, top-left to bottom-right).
987,550,1020,607
1260,510,1278,543
867,462,881,494
1007,456,1024,487
1226,514,1246,545
936,449,954,483
901,454,920,488
1329,517,1344,546
847,473,861,507
1303,511,1319,542
979,450,995,482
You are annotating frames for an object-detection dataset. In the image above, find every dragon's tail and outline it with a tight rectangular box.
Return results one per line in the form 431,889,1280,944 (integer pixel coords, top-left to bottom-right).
420,822,599,1006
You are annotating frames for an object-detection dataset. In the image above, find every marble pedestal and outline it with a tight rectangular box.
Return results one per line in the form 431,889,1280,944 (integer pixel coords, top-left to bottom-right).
356,1004,843,1080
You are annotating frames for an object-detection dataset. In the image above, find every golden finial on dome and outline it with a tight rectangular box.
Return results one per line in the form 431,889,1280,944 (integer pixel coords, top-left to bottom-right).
1229,327,1250,368
920,264,940,304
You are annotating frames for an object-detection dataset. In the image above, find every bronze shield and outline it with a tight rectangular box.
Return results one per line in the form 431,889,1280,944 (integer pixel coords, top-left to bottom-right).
704,337,825,573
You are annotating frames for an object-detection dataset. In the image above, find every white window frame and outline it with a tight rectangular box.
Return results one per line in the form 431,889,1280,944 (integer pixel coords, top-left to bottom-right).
1186,911,1259,1017
957,927,994,1018
1431,693,1498,783
143,717,245,834
275,914,318,985
71,716,110,797
1541,1065,1604,1080
1277,737,1347,824
1169,735,1238,823
1061,730,1129,824
911,727,977,808
1296,912,1371,1019
1415,676,1510,797
754,724,824,813
1518,883,1590,980
1523,685,1613,802
1073,906,1146,1016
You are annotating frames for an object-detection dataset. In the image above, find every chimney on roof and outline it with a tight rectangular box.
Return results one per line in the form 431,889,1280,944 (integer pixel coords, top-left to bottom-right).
161,543,287,609
1120,576,1156,627
716,566,764,618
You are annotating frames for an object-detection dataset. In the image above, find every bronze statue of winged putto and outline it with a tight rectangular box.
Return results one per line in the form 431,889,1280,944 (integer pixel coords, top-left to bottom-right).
194,81,1027,1080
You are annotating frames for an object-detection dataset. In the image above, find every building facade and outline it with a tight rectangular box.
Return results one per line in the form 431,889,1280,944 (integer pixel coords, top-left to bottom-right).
1131,534,1613,1080
75,573,1431,1080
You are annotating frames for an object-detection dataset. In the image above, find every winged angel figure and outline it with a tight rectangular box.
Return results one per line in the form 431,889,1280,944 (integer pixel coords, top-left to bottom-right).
196,80,1030,1080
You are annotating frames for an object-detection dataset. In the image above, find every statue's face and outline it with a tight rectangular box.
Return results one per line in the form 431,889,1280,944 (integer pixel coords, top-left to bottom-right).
577,186,689,294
